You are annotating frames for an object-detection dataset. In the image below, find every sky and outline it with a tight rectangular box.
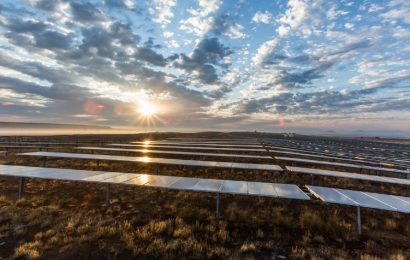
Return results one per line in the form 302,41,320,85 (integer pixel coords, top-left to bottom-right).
0,0,410,134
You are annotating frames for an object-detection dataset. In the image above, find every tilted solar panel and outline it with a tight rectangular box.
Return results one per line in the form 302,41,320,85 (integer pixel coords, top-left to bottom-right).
307,185,410,213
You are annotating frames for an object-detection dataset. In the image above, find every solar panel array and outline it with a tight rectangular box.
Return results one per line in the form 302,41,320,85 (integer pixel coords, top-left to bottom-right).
287,166,410,186
77,147,272,160
131,141,263,148
19,152,283,171
263,137,410,169
0,165,308,200
108,143,266,152
276,156,410,175
2,135,409,235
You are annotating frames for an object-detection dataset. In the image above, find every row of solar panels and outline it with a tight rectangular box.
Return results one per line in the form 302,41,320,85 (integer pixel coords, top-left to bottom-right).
108,143,266,152
266,144,410,169
266,146,394,167
19,152,283,171
17,151,410,188
287,166,410,186
264,137,410,154
0,165,303,199
275,156,410,176
0,165,408,213
264,139,410,166
77,147,272,160
131,141,262,148
264,138,408,158
74,147,410,184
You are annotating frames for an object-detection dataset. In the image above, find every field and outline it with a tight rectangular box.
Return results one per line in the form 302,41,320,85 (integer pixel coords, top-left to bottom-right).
0,132,409,259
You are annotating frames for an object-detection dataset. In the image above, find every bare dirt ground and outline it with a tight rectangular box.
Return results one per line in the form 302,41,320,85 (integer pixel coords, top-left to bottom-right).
0,133,409,259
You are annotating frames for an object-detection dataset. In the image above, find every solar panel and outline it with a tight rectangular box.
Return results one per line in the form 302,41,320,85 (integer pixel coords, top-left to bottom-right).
272,183,310,200
131,141,262,148
306,186,357,206
307,185,410,213
277,156,409,174
287,166,410,186
78,147,272,159
123,175,151,186
192,179,224,192
215,161,233,168
221,180,248,194
19,152,283,171
47,170,101,180
0,165,311,210
144,175,181,188
395,195,410,204
337,189,395,211
108,143,266,152
168,177,201,190
272,149,382,166
82,172,124,182
101,173,140,183
247,182,277,197
365,193,410,213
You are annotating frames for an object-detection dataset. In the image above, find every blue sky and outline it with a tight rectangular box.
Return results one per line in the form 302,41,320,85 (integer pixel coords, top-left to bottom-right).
0,0,410,134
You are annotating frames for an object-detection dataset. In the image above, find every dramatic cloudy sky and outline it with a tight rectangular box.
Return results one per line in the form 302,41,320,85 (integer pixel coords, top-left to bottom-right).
1,0,410,133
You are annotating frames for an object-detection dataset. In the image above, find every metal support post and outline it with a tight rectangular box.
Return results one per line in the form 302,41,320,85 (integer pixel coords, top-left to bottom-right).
18,177,25,199
216,193,220,217
105,184,110,207
356,206,362,235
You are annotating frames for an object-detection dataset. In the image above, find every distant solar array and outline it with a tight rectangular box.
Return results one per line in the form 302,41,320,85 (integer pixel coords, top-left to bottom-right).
287,166,410,186
267,148,389,167
276,156,410,176
267,144,409,169
131,141,262,148
263,137,410,168
77,147,272,160
108,143,266,152
19,152,283,171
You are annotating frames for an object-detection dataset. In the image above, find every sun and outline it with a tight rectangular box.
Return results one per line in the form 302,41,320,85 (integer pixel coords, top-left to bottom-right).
138,101,156,117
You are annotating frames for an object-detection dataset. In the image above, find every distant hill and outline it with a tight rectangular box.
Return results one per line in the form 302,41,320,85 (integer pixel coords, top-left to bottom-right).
0,122,112,130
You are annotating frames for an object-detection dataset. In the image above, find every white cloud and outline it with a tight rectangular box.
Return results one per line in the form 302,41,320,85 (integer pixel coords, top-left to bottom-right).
252,11,273,24
163,31,174,38
345,23,354,29
198,0,222,16
277,0,309,36
179,15,213,36
368,4,383,13
380,1,410,24
252,38,279,66
225,22,246,39
167,39,180,48
327,6,349,20
151,0,177,27
179,0,221,36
